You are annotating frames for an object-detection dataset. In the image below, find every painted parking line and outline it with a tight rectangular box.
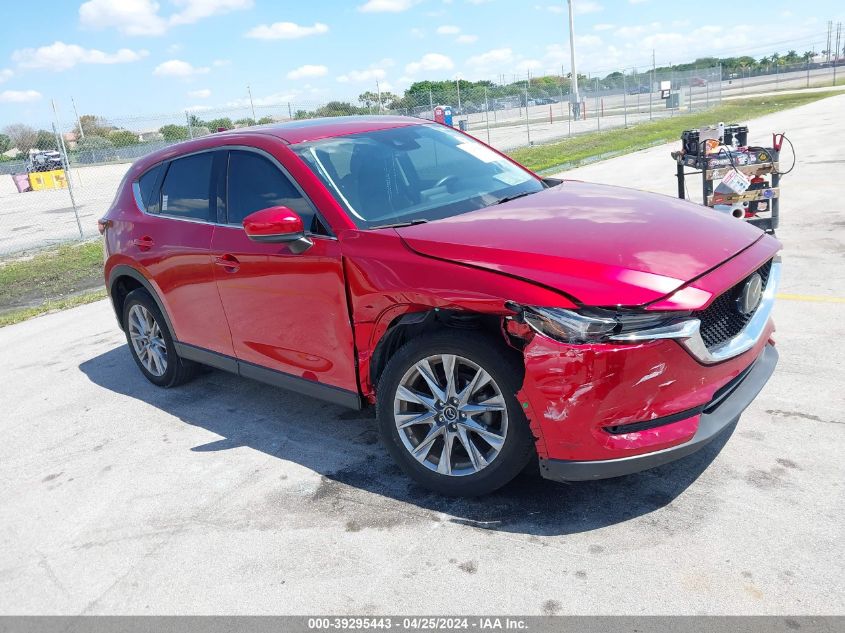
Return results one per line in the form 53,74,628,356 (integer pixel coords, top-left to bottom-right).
776,293,845,304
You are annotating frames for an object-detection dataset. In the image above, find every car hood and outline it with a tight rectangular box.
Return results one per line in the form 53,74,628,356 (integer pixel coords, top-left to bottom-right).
395,181,764,306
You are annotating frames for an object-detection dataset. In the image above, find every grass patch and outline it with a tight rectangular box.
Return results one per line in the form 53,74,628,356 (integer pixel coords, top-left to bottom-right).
0,240,105,326
0,289,107,327
508,91,841,173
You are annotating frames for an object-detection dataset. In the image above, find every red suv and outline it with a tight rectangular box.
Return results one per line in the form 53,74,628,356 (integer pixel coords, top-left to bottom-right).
101,116,780,496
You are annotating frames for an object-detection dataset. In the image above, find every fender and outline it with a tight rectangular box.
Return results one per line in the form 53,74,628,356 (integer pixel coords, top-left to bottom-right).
107,264,177,338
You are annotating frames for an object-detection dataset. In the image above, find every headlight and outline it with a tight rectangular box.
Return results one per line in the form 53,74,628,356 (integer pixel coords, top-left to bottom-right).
521,306,699,345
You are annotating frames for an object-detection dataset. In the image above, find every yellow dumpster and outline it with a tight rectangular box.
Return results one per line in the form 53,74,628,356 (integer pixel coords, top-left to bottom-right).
28,169,68,191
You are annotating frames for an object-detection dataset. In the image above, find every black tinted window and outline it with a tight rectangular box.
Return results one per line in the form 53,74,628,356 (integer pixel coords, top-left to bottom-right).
160,153,213,221
138,163,164,214
227,150,314,228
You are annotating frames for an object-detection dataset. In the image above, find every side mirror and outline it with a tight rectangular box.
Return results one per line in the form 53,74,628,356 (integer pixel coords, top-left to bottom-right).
242,206,313,254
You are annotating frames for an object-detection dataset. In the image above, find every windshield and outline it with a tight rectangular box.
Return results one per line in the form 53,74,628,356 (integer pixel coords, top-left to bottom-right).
293,124,544,229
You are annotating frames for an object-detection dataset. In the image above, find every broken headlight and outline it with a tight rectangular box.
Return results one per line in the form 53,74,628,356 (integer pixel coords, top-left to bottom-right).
521,306,698,345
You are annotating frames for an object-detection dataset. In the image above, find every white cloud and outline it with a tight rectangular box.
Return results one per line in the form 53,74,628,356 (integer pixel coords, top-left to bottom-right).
594,23,614,31
0,89,42,103
358,0,418,12
212,59,231,67
436,25,461,35
0,69,12,84
246,21,328,39
187,88,211,98
286,64,329,80
574,1,603,14
170,0,253,25
536,4,564,13
405,53,454,74
153,59,210,77
410,27,426,38
575,34,602,46
456,34,478,43
79,0,252,36
338,68,387,82
12,42,148,71
629,0,648,4
79,0,167,36
467,47,514,67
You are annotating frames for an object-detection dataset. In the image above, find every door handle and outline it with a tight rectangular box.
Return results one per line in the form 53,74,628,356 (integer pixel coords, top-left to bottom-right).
132,236,154,251
214,254,240,273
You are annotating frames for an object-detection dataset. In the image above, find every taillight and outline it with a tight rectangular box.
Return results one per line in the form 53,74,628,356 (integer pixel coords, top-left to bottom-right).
97,218,112,235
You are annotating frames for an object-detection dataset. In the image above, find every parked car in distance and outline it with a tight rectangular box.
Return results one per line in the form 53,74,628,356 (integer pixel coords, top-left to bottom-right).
27,150,63,172
690,77,708,87
101,116,780,496
627,85,651,95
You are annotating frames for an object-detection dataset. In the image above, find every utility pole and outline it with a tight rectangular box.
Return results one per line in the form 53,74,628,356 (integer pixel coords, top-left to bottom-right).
835,22,842,86
827,21,833,64
70,97,85,139
376,80,382,113
567,0,580,119
247,85,256,123
456,77,462,114
51,100,83,239
650,48,655,121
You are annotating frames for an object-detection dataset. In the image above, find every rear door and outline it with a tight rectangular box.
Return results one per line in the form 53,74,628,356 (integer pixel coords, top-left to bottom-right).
210,148,358,393
131,151,234,357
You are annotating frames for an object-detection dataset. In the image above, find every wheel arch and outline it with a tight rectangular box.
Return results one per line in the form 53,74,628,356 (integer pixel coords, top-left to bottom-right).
108,265,176,337
367,307,523,400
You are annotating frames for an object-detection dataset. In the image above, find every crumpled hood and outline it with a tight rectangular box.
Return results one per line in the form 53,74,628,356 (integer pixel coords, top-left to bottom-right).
395,181,764,306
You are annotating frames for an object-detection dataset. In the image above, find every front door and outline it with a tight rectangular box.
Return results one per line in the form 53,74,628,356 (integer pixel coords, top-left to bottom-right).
210,149,357,392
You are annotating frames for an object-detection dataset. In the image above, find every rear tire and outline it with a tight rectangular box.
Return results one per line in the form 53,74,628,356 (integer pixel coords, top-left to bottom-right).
376,330,534,496
122,288,197,388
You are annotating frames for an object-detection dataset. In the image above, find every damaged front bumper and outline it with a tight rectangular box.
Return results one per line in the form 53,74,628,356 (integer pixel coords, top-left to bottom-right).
537,343,778,481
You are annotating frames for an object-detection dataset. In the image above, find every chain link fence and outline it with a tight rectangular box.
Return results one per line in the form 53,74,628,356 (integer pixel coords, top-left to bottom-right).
2,60,836,257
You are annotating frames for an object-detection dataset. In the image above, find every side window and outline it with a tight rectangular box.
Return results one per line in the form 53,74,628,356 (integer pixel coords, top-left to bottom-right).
227,150,316,230
159,153,214,221
137,163,164,214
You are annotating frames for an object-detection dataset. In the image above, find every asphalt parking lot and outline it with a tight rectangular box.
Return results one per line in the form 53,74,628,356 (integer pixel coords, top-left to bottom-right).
0,95,843,615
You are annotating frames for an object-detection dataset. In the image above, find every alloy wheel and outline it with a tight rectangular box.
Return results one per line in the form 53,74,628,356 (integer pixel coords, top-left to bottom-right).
128,304,168,377
393,354,508,477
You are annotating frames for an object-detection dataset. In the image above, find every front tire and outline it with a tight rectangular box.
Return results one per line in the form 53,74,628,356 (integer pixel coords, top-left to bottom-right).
376,330,534,496
122,288,197,388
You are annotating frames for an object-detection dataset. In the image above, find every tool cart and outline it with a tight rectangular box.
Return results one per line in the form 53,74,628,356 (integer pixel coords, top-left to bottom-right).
671,124,787,234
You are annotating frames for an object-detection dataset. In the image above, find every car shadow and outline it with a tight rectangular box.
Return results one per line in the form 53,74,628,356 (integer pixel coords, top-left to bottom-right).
79,345,733,537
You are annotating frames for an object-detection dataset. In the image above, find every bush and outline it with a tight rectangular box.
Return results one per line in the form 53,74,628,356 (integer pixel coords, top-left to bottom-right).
109,130,139,147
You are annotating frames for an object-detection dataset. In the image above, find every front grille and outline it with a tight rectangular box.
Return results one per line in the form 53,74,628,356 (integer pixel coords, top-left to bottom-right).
695,259,772,349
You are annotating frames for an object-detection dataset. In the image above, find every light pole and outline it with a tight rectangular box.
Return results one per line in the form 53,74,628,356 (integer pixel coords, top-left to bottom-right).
567,0,580,119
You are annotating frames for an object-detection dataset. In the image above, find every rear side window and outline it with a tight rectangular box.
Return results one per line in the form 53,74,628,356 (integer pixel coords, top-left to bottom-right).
159,153,214,221
137,163,164,214
227,150,315,229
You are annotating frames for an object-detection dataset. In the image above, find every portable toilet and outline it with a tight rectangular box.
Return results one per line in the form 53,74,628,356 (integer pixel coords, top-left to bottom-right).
434,105,453,126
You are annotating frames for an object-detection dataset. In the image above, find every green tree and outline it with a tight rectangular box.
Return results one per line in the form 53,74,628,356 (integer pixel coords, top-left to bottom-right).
257,116,274,124
34,129,58,151
235,117,255,126
207,117,233,131
109,129,139,147
0,133,11,154
77,135,113,150
76,114,112,138
159,124,189,141
2,123,37,153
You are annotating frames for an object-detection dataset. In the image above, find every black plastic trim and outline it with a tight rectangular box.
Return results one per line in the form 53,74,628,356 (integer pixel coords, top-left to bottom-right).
107,265,175,335
539,344,778,482
175,342,362,410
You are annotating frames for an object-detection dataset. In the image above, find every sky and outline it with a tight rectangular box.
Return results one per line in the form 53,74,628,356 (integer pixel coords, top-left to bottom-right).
0,0,842,128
